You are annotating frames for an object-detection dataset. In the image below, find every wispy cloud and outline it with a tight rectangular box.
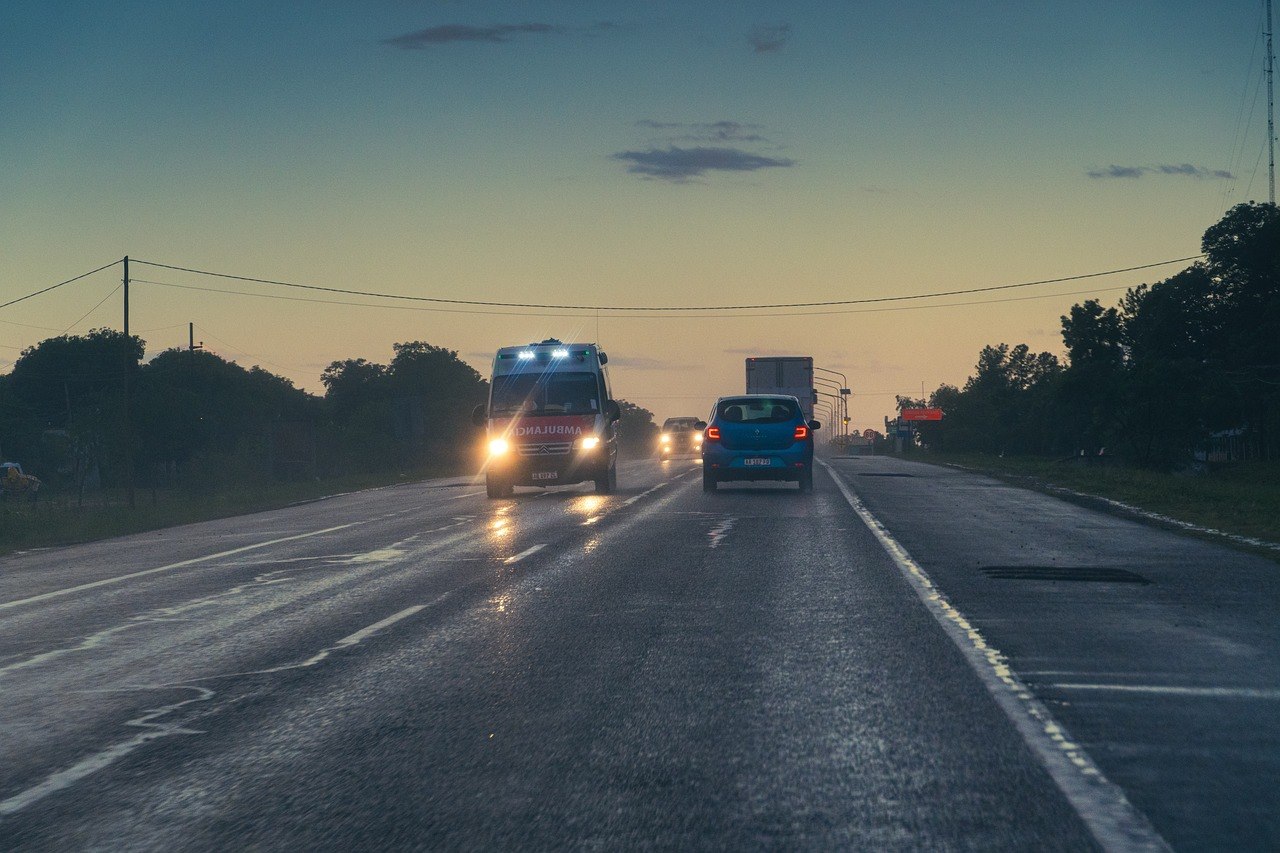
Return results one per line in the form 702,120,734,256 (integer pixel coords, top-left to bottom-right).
620,120,794,182
748,22,791,53
382,23,560,48
1087,163,1233,180
638,119,765,144
613,146,796,182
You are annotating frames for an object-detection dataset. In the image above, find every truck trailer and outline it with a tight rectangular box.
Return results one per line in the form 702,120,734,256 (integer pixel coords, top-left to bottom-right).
744,356,816,420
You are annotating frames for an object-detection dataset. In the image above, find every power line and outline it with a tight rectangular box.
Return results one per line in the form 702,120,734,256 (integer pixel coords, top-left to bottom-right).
0,259,121,311
133,256,1202,312
59,284,122,336
135,275,1140,319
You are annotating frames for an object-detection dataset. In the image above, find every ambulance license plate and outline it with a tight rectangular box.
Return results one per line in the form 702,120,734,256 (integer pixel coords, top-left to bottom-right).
744,457,771,466
532,471,558,481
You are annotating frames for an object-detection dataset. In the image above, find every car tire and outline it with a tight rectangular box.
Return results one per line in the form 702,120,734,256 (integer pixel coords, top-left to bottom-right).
486,473,512,499
702,469,717,492
798,469,813,493
595,462,616,494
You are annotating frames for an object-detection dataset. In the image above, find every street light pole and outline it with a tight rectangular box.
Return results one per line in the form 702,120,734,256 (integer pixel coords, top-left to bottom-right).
815,366,850,438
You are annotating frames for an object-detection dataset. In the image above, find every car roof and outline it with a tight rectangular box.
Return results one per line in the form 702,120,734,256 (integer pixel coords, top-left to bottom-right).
715,394,801,403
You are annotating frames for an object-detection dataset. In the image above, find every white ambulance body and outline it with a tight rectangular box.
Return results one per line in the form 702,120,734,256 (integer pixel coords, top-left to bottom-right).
475,339,620,498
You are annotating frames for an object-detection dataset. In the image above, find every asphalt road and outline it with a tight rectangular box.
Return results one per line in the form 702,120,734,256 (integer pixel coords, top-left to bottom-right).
0,454,1274,850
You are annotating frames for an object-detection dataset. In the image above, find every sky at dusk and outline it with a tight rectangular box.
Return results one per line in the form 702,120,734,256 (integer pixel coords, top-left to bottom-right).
3,1,1274,429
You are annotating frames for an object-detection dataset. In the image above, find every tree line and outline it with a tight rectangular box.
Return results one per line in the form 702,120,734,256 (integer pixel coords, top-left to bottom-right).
0,336,659,498
901,202,1279,466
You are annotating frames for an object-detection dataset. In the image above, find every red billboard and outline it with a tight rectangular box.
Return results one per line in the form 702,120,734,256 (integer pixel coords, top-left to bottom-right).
900,407,943,421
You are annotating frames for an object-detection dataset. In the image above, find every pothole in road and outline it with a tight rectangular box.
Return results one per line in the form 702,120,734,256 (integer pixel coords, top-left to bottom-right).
979,566,1151,584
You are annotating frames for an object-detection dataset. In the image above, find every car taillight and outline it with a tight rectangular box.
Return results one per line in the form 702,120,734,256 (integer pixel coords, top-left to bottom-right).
705,426,721,442
793,425,809,440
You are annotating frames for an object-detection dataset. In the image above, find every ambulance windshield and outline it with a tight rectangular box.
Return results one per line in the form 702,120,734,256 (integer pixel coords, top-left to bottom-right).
491,371,601,417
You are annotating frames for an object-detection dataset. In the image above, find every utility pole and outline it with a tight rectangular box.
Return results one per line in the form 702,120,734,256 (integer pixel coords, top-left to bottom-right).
123,256,135,509
189,322,203,354
1268,0,1275,204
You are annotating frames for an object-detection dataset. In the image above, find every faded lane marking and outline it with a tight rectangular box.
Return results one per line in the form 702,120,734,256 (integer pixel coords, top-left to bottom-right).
819,459,1170,853
442,491,484,500
504,544,546,565
0,572,290,678
211,597,446,679
1052,683,1280,700
331,548,407,565
0,523,362,612
623,481,669,507
0,686,215,818
707,517,735,549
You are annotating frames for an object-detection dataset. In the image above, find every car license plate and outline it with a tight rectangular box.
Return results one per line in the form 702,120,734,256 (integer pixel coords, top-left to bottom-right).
743,457,771,466
532,471,558,481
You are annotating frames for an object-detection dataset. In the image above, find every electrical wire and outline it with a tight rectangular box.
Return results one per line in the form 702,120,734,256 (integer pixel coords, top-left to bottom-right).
59,284,122,336
133,256,1202,312
0,259,121,311
134,275,1154,320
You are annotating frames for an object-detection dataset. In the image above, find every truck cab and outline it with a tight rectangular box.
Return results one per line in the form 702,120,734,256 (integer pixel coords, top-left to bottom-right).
474,340,620,498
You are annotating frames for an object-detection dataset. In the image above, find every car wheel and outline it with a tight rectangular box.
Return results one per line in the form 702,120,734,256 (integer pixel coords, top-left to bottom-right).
486,473,512,499
595,462,616,494
702,469,717,492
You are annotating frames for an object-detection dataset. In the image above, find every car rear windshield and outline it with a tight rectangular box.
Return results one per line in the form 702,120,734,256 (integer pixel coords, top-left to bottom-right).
716,398,800,424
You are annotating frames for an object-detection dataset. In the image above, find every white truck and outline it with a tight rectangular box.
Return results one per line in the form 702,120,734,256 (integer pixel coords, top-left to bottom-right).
744,356,816,420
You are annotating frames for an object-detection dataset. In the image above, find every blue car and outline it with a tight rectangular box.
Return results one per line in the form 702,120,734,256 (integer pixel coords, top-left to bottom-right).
697,395,820,493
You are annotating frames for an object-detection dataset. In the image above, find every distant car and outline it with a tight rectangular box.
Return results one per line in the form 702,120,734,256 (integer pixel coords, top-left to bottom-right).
658,416,703,458
698,395,820,493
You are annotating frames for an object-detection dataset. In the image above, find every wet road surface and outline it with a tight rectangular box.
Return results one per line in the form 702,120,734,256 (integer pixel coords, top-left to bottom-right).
0,454,1274,850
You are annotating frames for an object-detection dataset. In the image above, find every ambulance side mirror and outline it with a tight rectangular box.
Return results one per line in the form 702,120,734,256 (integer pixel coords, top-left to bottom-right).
471,404,488,427
606,400,621,422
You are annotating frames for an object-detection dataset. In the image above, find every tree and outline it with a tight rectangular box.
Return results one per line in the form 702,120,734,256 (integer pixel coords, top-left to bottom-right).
5,329,143,492
615,399,657,456
1058,300,1125,453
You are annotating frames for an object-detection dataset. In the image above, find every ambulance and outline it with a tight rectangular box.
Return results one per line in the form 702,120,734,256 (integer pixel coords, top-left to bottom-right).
473,339,620,498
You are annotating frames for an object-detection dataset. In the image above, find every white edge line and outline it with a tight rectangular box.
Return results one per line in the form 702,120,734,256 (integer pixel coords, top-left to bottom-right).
0,523,361,612
818,459,1170,853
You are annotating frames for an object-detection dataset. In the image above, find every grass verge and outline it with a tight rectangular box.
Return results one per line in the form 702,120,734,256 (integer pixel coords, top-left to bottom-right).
913,452,1280,547
0,466,472,557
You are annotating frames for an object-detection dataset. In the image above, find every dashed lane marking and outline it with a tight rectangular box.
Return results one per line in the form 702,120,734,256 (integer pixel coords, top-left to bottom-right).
1051,683,1280,700
503,544,547,565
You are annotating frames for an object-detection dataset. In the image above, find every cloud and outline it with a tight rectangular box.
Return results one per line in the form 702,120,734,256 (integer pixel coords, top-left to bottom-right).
748,22,791,53
638,119,765,144
613,146,796,181
1087,163,1234,180
382,23,560,48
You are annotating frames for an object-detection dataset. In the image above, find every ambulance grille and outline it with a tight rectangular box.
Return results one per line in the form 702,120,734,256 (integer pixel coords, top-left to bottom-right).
517,442,572,457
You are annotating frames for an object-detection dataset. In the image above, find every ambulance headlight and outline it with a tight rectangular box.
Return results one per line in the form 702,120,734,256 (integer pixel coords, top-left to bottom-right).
577,436,601,451
488,438,510,456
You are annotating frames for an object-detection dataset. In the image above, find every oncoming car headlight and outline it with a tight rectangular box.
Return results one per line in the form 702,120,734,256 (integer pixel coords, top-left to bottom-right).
488,438,510,456
660,433,671,444
694,433,703,444
578,436,601,451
